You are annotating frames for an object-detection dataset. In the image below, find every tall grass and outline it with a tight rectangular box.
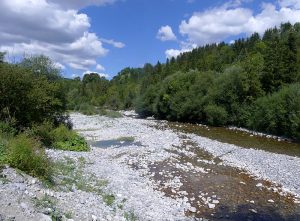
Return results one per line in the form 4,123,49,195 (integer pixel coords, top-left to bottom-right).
7,134,52,180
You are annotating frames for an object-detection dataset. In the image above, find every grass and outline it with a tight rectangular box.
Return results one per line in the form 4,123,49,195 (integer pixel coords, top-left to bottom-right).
103,194,116,206
6,134,53,180
52,156,114,206
34,194,56,209
124,210,138,221
0,172,10,184
64,211,73,219
33,194,64,221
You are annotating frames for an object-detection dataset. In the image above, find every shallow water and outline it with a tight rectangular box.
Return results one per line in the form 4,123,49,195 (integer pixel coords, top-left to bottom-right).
90,139,143,149
147,138,300,220
166,122,300,157
140,120,300,220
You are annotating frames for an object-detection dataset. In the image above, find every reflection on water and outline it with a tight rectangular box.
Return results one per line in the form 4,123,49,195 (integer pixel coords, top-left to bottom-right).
90,139,142,149
167,122,300,157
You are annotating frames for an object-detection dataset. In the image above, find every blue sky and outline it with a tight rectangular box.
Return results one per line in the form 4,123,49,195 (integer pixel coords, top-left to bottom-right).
1,0,300,78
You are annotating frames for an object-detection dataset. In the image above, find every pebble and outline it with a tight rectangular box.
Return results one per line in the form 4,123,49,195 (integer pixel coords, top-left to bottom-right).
189,207,197,213
208,204,215,209
256,183,263,188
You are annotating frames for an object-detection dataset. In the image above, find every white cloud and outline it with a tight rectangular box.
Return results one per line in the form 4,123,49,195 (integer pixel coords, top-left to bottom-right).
54,62,66,70
72,73,80,78
179,2,300,46
164,1,300,58
100,38,126,48
49,0,118,10
165,48,191,59
279,0,300,9
157,25,177,41
83,70,110,79
96,64,105,71
0,0,122,72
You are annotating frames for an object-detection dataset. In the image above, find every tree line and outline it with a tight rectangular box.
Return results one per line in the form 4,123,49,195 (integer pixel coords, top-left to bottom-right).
64,22,300,140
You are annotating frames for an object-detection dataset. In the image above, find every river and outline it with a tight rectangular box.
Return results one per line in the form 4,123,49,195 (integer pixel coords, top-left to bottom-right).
74,112,300,220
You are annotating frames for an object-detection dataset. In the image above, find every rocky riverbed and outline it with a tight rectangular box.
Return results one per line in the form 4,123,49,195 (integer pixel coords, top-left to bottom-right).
0,112,299,221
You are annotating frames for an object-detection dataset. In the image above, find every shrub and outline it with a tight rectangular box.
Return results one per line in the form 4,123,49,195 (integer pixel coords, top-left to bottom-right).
0,62,66,129
0,134,8,165
0,122,16,165
51,125,89,152
248,83,300,140
77,103,98,115
0,121,17,135
99,109,122,118
31,121,55,147
7,134,52,180
204,104,228,126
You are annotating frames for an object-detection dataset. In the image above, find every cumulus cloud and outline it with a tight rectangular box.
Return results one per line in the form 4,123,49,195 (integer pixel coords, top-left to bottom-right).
100,38,126,48
279,0,300,9
96,64,105,71
49,0,118,10
165,48,191,59
179,1,300,46
157,25,177,41
0,0,123,72
165,0,300,58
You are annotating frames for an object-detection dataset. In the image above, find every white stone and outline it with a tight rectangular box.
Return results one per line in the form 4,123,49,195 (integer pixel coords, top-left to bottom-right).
256,183,263,188
189,207,197,213
208,204,215,209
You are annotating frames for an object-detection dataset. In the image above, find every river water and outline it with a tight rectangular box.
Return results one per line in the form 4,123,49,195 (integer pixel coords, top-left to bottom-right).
149,120,300,220
90,113,300,220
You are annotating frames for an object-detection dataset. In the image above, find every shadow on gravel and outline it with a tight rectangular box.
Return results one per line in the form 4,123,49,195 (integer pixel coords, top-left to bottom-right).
212,204,300,221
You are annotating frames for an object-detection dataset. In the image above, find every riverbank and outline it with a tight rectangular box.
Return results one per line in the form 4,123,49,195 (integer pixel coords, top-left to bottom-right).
0,112,299,220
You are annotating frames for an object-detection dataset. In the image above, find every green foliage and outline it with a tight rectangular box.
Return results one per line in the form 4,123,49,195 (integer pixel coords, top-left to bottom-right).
99,109,122,118
0,133,9,165
248,83,300,140
204,104,228,126
76,103,98,115
124,211,138,221
51,125,89,152
7,134,52,180
31,121,55,147
20,55,61,81
0,121,17,136
48,22,300,140
0,61,66,129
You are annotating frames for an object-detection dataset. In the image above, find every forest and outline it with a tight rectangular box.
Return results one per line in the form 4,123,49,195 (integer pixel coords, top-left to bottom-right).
63,22,300,140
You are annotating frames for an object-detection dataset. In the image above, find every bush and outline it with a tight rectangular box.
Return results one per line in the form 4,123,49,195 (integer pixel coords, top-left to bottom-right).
51,125,89,152
99,109,122,118
204,104,228,126
0,133,9,165
0,121,17,135
248,83,300,140
0,62,66,129
0,122,16,165
7,134,52,180
77,103,98,115
31,121,55,147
